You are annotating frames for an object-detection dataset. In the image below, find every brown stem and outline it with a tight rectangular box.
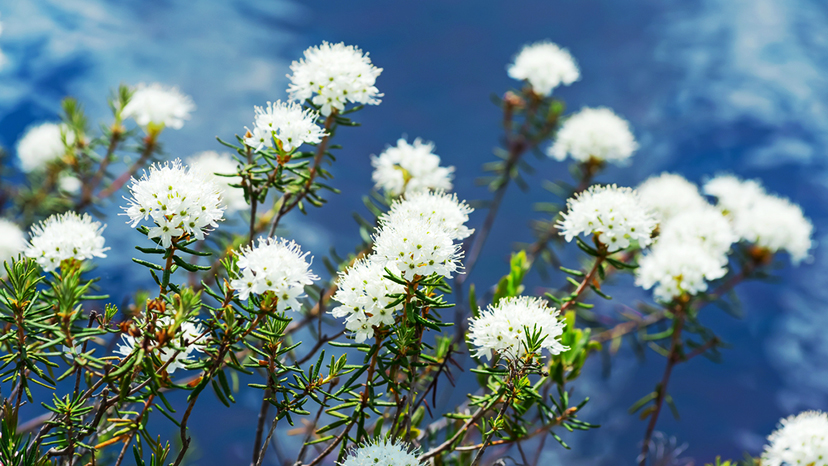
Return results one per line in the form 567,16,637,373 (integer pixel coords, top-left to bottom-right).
559,254,606,313
77,129,123,210
98,135,156,200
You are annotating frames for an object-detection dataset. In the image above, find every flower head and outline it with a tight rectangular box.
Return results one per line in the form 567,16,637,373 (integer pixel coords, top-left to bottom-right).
637,173,708,224
16,122,74,173
230,237,319,309
372,214,463,280
658,206,736,260
331,258,405,343
187,151,247,214
288,41,383,116
115,318,206,374
0,219,26,276
122,83,195,131
381,191,474,241
761,410,828,466
468,296,568,361
635,238,728,302
244,100,325,152
124,159,225,248
704,175,813,263
548,107,637,165
340,438,420,466
58,174,82,195
371,138,454,197
25,212,108,270
507,41,579,97
557,185,656,253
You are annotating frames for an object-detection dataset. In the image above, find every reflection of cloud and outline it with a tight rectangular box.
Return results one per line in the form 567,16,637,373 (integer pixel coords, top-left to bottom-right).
747,137,814,168
0,0,304,154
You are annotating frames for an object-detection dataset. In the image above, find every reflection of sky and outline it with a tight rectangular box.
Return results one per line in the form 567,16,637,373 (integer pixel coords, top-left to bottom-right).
2,0,828,464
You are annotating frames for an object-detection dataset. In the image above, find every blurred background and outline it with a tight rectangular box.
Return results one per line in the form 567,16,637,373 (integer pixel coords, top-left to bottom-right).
1,0,827,465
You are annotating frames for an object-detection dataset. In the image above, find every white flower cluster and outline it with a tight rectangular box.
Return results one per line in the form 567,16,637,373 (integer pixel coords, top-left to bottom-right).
704,175,813,264
635,240,728,302
468,296,568,361
115,318,206,374
332,191,472,342
331,259,405,343
557,185,656,253
372,192,469,279
657,207,736,260
340,438,421,466
124,160,225,248
16,122,74,173
0,219,26,276
187,151,247,215
230,237,319,310
507,40,579,97
122,83,195,131
761,411,828,466
637,173,708,224
25,212,108,270
549,107,637,165
371,138,454,197
244,100,326,152
288,41,383,116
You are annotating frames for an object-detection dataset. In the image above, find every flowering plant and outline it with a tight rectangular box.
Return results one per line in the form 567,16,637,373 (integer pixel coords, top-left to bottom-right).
0,39,817,466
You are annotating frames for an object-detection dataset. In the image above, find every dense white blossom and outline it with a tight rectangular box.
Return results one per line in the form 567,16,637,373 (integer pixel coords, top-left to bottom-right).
468,296,568,361
557,185,656,253
371,138,454,197
331,259,405,343
58,174,82,195
16,122,74,173
244,100,325,152
115,318,206,374
288,42,383,116
761,411,828,466
0,219,26,276
548,107,637,165
372,213,463,279
507,41,579,97
230,237,318,309
704,175,813,263
122,83,195,131
657,207,736,261
187,151,247,214
340,438,420,466
124,159,225,248
381,191,473,241
635,239,728,302
637,173,708,224
25,212,108,270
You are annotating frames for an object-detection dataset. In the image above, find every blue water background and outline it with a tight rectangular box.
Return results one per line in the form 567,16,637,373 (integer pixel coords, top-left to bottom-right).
1,0,828,464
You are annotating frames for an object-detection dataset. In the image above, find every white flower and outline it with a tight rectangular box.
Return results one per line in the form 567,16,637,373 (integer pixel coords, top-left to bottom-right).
372,214,463,280
124,159,225,248
187,151,247,214
331,258,405,343
657,206,736,261
288,41,383,116
704,175,813,263
635,238,728,302
548,107,637,165
58,174,82,195
637,173,708,224
557,185,657,253
507,41,579,97
468,296,568,361
340,438,420,466
244,100,326,152
761,411,828,466
115,318,206,374
371,138,454,197
230,237,319,309
0,219,26,276
381,191,473,241
25,212,108,270
16,122,74,173
62,342,83,361
122,83,195,131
